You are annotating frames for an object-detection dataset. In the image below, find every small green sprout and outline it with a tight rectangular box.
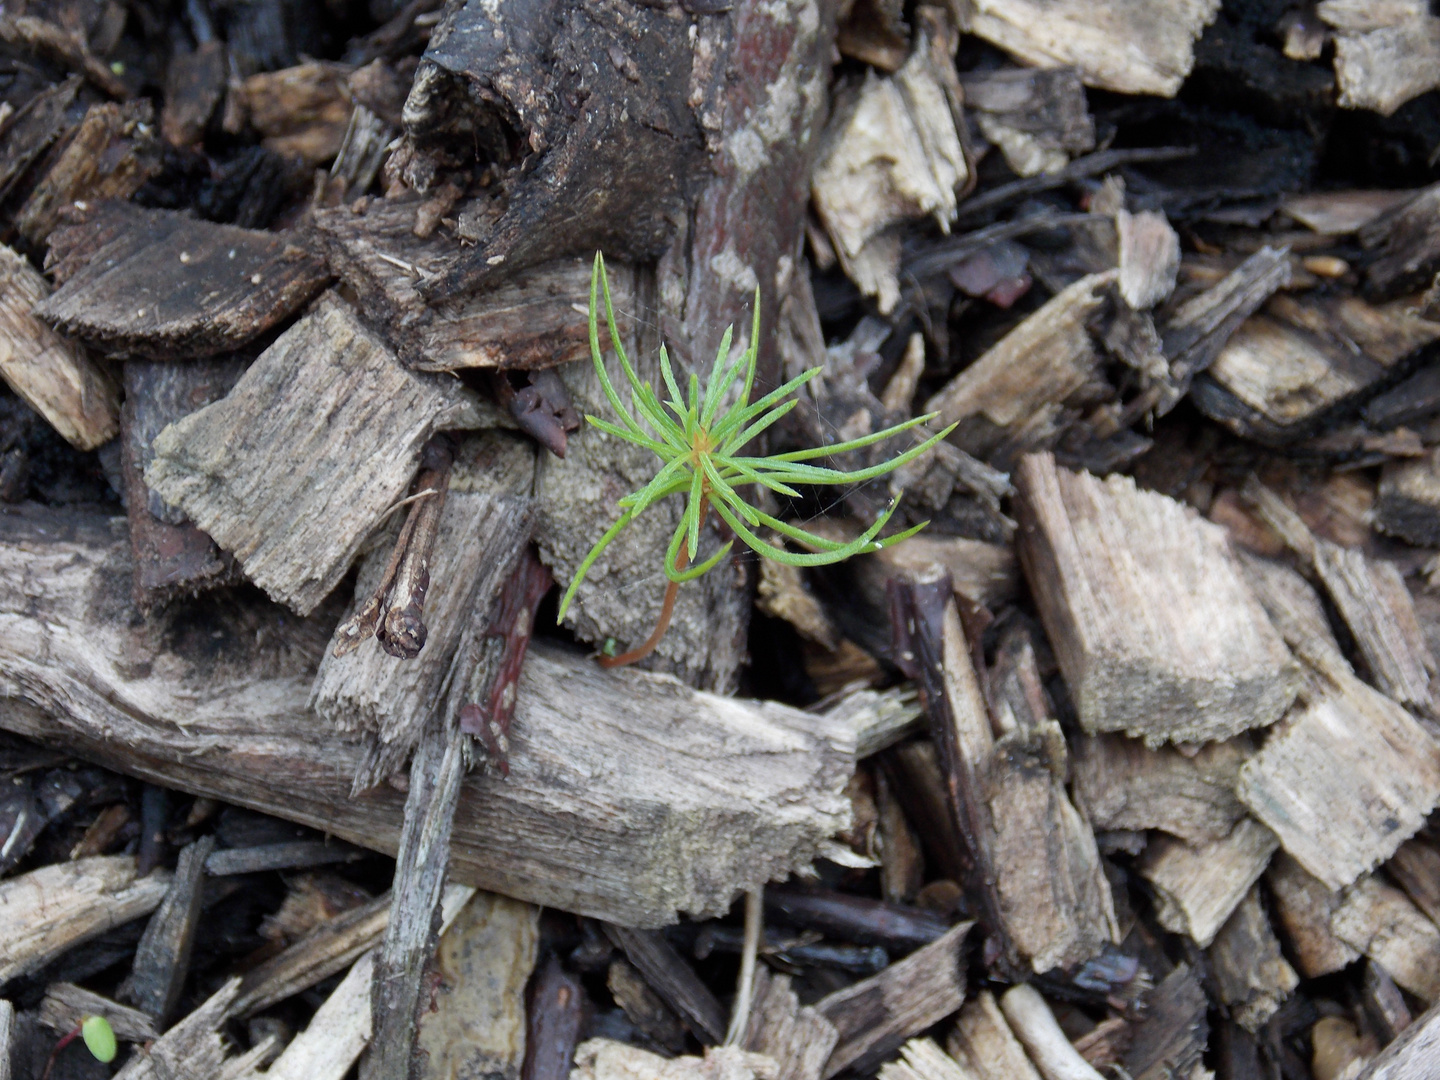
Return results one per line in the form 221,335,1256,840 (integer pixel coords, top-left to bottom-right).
42,1014,117,1079
82,1015,118,1063
559,252,956,666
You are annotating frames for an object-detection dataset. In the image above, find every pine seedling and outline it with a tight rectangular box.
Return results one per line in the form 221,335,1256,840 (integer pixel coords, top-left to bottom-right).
559,252,956,667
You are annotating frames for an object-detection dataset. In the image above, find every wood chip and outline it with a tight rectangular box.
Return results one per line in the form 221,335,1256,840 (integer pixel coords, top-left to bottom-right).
145,291,485,614
948,990,1042,1080
1207,885,1299,1032
1138,817,1279,947
1016,451,1298,744
744,969,838,1080
1267,852,1361,978
0,244,118,451
1332,875,1440,1003
1320,0,1440,115
38,202,331,358
38,984,157,1043
122,835,214,1026
1356,999,1440,1080
0,856,171,983
572,1041,779,1080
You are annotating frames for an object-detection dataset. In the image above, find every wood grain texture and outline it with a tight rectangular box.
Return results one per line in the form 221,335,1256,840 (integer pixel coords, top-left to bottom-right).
123,835,215,1026
1207,885,1298,1032
1332,875,1440,1004
998,983,1105,1080
961,0,1220,96
1357,999,1440,1080
1236,666,1440,890
1266,852,1360,978
0,502,854,927
1138,817,1278,947
744,969,838,1080
1322,2,1440,115
145,292,486,614
1071,734,1249,845
1016,452,1298,744
0,855,171,984
37,203,330,359
948,990,1042,1080
0,244,118,451
817,921,971,1077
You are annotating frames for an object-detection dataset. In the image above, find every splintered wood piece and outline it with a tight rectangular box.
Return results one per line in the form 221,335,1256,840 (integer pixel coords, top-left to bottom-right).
1388,836,1440,927
123,835,215,1027
0,244,118,451
1138,817,1278,947
0,856,171,983
145,292,486,614
1236,666,1440,890
256,886,473,1080
1283,190,1414,235
311,436,535,791
961,0,1220,95
1266,852,1360,978
1356,1000,1440,1080
816,921,971,1077
205,840,364,876
0,76,80,204
923,273,1114,463
1207,885,1298,1032
414,893,538,1080
1016,452,1298,745
239,62,352,166
313,201,625,372
744,969,839,1080
1197,293,1440,443
364,710,467,1080
38,984,157,1043
1320,3,1440,115
1359,181,1440,301
1070,734,1249,845
960,66,1093,179
605,925,726,1045
608,960,687,1054
37,203,330,359
121,358,247,611
110,977,244,1080
1120,965,1208,1080
878,1039,976,1080
1116,210,1180,310
1332,877,1440,1004
0,503,853,927
16,100,160,245
234,892,391,1017
1377,450,1440,546
948,990,1041,1080
812,19,969,312
998,984,1105,1080
572,1042,778,1080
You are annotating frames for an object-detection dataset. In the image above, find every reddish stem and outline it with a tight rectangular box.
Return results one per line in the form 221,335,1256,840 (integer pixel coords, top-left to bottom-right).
41,1024,83,1080
600,496,708,669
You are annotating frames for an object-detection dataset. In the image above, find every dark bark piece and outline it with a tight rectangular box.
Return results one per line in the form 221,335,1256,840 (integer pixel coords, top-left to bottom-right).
0,245,118,452
362,714,466,1080
0,856,171,985
310,198,632,372
121,835,215,1028
0,16,128,99
1016,452,1298,745
0,502,853,927
961,66,1094,179
0,76,81,205
766,888,948,951
883,741,969,884
960,0,1220,96
162,41,227,147
603,925,726,1044
1266,852,1360,978
1362,959,1412,1045
404,0,705,296
37,202,331,359
815,921,971,1077
234,893,391,1016
1360,181,1440,301
1121,965,1208,1080
16,101,160,246
1377,450,1440,546
204,841,365,876
120,359,246,612
145,292,487,615
1193,292,1440,444
1364,360,1440,430
522,956,586,1080
607,960,688,1054
1358,1000,1440,1080
742,968,838,1080
1207,885,1298,1033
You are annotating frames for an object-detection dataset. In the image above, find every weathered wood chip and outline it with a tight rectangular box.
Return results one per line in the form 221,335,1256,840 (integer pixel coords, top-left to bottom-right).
37,202,331,359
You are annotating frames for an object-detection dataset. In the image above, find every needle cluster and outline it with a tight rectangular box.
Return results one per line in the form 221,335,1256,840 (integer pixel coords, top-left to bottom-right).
556,252,956,629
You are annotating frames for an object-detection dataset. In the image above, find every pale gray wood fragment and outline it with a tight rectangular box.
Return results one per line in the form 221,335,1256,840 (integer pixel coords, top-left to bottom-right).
38,984,156,1043
145,291,487,614
744,968,838,1080
1138,818,1278,947
1357,998,1440,1080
